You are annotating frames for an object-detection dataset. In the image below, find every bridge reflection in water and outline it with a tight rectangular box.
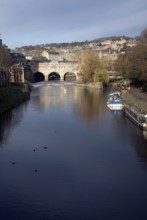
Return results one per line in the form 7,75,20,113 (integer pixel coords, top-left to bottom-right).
0,81,147,220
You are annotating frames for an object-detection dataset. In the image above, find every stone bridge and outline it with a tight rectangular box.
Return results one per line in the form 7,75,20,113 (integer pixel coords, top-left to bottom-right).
30,60,80,82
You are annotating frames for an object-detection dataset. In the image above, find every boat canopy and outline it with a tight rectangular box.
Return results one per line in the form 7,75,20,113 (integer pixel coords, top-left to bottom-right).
108,91,120,97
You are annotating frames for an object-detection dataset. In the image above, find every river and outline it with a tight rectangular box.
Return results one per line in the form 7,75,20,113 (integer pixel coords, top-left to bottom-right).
0,81,147,220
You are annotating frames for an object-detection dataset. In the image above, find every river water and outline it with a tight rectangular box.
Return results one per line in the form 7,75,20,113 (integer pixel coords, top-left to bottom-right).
0,81,147,220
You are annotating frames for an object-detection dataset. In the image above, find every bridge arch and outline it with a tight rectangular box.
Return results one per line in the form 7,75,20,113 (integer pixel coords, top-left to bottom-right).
64,72,76,81
48,72,60,81
33,72,45,82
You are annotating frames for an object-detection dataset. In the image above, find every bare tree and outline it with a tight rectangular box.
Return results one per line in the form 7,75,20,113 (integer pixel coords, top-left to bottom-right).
79,49,108,84
0,45,11,67
0,44,11,87
114,27,147,82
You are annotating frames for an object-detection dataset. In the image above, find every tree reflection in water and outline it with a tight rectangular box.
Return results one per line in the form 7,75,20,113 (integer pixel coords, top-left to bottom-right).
75,87,107,121
0,102,28,146
0,111,12,146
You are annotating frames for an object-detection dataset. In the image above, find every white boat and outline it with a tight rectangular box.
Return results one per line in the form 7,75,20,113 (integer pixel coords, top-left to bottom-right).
107,92,124,110
124,104,147,130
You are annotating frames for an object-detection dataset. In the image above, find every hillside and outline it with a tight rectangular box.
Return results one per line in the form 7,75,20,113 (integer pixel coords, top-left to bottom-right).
13,36,136,63
15,36,136,52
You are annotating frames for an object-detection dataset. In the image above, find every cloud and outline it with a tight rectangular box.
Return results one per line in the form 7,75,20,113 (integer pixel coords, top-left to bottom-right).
0,0,147,48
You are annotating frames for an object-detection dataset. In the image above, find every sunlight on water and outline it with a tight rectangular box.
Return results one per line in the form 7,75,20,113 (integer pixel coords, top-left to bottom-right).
0,82,147,220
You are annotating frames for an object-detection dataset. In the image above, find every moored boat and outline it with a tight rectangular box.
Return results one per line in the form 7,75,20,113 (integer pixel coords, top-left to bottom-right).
107,91,124,110
123,104,147,130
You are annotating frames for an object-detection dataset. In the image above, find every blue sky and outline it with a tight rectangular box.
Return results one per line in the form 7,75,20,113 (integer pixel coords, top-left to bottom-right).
0,0,147,49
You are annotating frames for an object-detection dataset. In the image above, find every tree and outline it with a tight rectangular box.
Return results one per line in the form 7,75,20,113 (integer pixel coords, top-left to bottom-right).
127,30,147,81
79,49,108,84
0,44,11,68
114,53,130,77
114,27,147,81
0,43,12,87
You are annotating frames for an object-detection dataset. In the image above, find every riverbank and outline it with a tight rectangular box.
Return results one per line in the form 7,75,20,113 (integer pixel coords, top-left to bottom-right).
0,83,30,114
76,81,103,89
121,88,147,114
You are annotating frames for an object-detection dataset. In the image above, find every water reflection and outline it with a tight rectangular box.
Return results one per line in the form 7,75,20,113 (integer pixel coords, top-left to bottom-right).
104,103,147,167
0,102,29,146
0,82,147,220
31,82,107,122
75,87,106,121
143,131,147,140
30,82,79,111
129,126,147,167
0,111,12,145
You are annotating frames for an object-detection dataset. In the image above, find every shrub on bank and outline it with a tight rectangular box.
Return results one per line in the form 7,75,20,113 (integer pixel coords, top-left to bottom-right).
0,88,30,114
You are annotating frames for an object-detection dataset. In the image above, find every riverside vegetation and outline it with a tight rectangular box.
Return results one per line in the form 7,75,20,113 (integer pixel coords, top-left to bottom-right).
0,84,30,114
0,80,30,114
